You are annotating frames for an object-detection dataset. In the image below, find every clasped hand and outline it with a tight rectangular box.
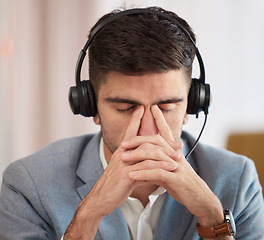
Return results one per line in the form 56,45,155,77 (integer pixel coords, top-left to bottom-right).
89,105,222,225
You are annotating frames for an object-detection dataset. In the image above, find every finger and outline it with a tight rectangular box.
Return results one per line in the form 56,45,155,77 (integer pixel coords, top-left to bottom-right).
121,134,174,151
151,105,174,142
128,168,173,185
121,145,179,163
130,159,177,172
168,140,183,152
122,106,144,142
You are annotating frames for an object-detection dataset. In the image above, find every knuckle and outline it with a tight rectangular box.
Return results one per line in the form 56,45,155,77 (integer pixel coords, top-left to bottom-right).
141,142,151,148
139,170,147,180
154,134,163,142
155,148,164,159
156,169,167,185
160,161,172,169
157,169,166,179
143,160,153,169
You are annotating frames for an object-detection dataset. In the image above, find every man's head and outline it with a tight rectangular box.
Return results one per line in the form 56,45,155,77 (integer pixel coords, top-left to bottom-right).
86,7,198,160
88,6,196,96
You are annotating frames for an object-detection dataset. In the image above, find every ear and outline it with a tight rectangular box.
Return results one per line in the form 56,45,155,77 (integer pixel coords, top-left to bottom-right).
93,114,100,125
183,113,189,125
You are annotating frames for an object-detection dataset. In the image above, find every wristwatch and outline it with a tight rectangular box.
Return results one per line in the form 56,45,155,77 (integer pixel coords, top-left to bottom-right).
196,209,236,238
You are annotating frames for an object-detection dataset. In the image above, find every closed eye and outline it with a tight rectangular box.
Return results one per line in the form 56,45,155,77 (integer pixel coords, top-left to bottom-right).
158,103,177,112
116,105,137,113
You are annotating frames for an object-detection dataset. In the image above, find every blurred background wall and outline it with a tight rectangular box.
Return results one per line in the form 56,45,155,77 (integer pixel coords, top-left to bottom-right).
1,0,264,182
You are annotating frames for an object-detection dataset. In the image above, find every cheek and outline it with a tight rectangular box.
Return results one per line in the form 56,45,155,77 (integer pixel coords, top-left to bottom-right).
164,112,186,137
99,110,131,139
166,117,182,130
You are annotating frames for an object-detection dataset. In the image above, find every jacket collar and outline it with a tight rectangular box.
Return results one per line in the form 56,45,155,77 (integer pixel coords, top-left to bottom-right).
76,132,103,199
75,132,130,239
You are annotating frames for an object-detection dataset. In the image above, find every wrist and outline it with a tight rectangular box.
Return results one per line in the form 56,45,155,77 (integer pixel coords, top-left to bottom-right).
196,209,236,239
64,196,104,239
197,201,224,227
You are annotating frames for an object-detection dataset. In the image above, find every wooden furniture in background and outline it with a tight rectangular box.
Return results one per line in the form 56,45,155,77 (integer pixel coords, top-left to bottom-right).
227,133,264,194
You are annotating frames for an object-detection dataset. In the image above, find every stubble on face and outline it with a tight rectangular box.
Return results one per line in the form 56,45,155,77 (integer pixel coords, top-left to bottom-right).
99,115,120,154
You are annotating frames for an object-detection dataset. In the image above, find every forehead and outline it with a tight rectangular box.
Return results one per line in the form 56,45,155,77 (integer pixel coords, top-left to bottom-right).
98,70,189,102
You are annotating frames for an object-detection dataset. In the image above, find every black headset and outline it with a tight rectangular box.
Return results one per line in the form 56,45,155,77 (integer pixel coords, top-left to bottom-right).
69,8,210,118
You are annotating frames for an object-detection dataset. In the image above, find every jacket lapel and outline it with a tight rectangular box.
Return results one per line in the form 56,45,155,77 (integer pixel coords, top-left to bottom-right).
98,209,130,240
75,132,130,240
153,193,196,240
76,132,103,197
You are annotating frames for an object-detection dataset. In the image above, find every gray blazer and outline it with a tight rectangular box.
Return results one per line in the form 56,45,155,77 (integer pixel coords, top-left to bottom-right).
0,131,263,240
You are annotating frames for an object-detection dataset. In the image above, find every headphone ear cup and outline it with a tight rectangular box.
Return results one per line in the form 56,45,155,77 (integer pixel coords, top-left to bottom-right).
68,80,97,117
187,78,210,116
69,86,80,115
85,80,97,117
187,79,200,115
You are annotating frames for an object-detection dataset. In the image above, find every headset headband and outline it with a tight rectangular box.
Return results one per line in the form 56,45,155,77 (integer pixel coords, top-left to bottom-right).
75,8,205,87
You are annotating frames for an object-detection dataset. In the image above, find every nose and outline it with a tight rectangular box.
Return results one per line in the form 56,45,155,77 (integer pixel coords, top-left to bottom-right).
138,107,159,136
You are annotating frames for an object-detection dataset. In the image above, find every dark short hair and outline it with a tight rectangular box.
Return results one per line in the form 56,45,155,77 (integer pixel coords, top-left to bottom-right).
88,6,196,95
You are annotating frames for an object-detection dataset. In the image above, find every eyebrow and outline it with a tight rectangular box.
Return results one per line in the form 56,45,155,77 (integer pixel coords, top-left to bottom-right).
104,97,184,105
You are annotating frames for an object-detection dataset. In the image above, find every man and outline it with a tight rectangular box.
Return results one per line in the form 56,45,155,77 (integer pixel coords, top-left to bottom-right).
0,6,263,240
